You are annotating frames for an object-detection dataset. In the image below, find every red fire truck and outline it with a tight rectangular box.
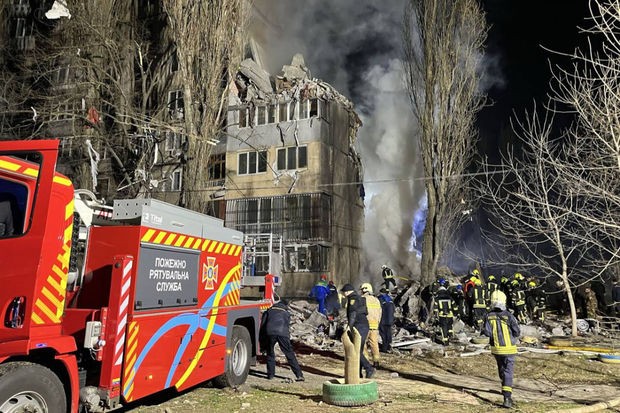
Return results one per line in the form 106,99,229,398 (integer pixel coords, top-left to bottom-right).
0,140,275,413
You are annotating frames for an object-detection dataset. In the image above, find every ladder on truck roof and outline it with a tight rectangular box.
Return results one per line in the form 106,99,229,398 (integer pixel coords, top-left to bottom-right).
242,233,282,287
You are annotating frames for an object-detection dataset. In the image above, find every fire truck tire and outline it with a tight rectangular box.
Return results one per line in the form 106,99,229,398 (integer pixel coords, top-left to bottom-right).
213,325,251,388
0,361,66,413
322,379,378,407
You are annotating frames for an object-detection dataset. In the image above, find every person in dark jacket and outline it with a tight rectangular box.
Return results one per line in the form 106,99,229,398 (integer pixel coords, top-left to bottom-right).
378,288,395,352
325,281,341,317
341,283,375,378
260,300,304,381
482,290,520,409
433,285,456,345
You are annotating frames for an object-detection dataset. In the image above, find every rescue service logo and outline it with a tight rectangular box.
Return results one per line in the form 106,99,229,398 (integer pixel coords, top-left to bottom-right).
202,257,218,290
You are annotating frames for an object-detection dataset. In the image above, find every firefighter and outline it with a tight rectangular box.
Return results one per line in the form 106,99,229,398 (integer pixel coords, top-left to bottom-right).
308,274,329,315
486,275,499,308
341,283,375,379
468,278,487,330
378,288,395,353
360,283,382,366
464,268,481,296
451,284,467,321
261,300,305,381
433,285,456,345
500,275,512,297
511,279,528,324
482,290,520,409
526,280,547,323
381,264,396,291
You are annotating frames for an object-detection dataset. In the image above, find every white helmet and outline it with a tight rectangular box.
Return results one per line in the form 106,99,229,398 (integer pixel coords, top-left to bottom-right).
360,283,374,294
381,264,387,269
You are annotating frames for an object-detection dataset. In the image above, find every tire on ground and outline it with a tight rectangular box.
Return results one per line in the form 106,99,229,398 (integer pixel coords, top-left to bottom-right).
322,379,378,407
0,361,66,413
213,325,252,388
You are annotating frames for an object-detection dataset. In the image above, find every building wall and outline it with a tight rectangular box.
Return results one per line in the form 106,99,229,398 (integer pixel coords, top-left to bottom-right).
226,97,363,296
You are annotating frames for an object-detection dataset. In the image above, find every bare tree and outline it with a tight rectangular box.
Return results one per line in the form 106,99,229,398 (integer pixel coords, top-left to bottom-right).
548,0,620,281
479,109,582,336
402,0,487,287
162,0,246,211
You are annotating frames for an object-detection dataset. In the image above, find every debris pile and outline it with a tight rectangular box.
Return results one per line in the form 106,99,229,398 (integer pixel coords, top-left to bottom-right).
286,298,620,359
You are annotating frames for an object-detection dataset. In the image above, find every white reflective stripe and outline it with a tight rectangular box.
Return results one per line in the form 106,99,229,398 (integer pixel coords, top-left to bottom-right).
121,277,131,296
123,260,133,278
115,332,126,354
117,310,127,335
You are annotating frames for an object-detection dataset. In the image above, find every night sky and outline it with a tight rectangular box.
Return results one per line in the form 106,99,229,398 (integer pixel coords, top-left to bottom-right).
479,0,590,158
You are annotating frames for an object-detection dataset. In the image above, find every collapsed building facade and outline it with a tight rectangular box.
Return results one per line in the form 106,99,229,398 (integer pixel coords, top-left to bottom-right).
219,54,365,296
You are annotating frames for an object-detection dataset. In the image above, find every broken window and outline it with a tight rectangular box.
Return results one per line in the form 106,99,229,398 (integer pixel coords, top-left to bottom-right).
310,98,319,117
283,244,329,272
277,146,308,171
268,104,277,123
237,150,267,175
165,132,182,156
168,90,184,119
239,107,248,128
169,168,182,191
278,102,289,122
257,106,266,125
300,99,310,119
208,153,226,180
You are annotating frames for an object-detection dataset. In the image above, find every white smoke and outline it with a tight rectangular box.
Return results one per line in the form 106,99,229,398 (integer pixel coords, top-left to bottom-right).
251,0,425,285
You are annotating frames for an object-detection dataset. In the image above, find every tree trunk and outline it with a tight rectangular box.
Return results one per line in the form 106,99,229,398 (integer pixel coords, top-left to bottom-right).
561,274,578,337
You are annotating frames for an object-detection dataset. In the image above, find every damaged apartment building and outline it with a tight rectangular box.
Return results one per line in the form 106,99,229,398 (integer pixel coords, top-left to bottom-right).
219,54,365,296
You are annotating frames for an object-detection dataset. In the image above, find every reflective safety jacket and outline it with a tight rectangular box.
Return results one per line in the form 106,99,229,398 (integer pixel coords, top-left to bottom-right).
511,288,526,307
363,293,382,329
469,285,487,309
482,309,520,355
434,289,456,318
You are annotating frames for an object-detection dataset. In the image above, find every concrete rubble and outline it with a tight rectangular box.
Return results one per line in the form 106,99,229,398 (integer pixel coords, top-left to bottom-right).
233,54,363,149
285,298,617,360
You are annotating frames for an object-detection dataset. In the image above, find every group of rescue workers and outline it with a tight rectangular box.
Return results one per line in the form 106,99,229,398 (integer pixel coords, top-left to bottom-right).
262,265,620,409
428,268,547,345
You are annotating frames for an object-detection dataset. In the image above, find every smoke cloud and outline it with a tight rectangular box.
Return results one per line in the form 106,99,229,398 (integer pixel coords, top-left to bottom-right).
251,0,425,285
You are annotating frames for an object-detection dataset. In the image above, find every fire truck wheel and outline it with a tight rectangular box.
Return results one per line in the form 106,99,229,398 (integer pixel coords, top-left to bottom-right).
0,361,66,413
213,325,251,388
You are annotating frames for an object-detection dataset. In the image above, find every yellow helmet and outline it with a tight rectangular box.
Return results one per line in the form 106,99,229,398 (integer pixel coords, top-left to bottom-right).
488,275,496,281
514,272,524,280
472,269,480,276
360,283,373,294
528,281,536,288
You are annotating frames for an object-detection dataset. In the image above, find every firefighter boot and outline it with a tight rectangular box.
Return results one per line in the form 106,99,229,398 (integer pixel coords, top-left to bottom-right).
502,395,513,408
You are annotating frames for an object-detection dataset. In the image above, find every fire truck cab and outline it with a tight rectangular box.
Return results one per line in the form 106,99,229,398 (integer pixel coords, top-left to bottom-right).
0,140,271,413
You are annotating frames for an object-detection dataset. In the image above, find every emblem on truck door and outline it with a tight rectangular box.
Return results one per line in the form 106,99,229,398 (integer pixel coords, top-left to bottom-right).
202,257,218,290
